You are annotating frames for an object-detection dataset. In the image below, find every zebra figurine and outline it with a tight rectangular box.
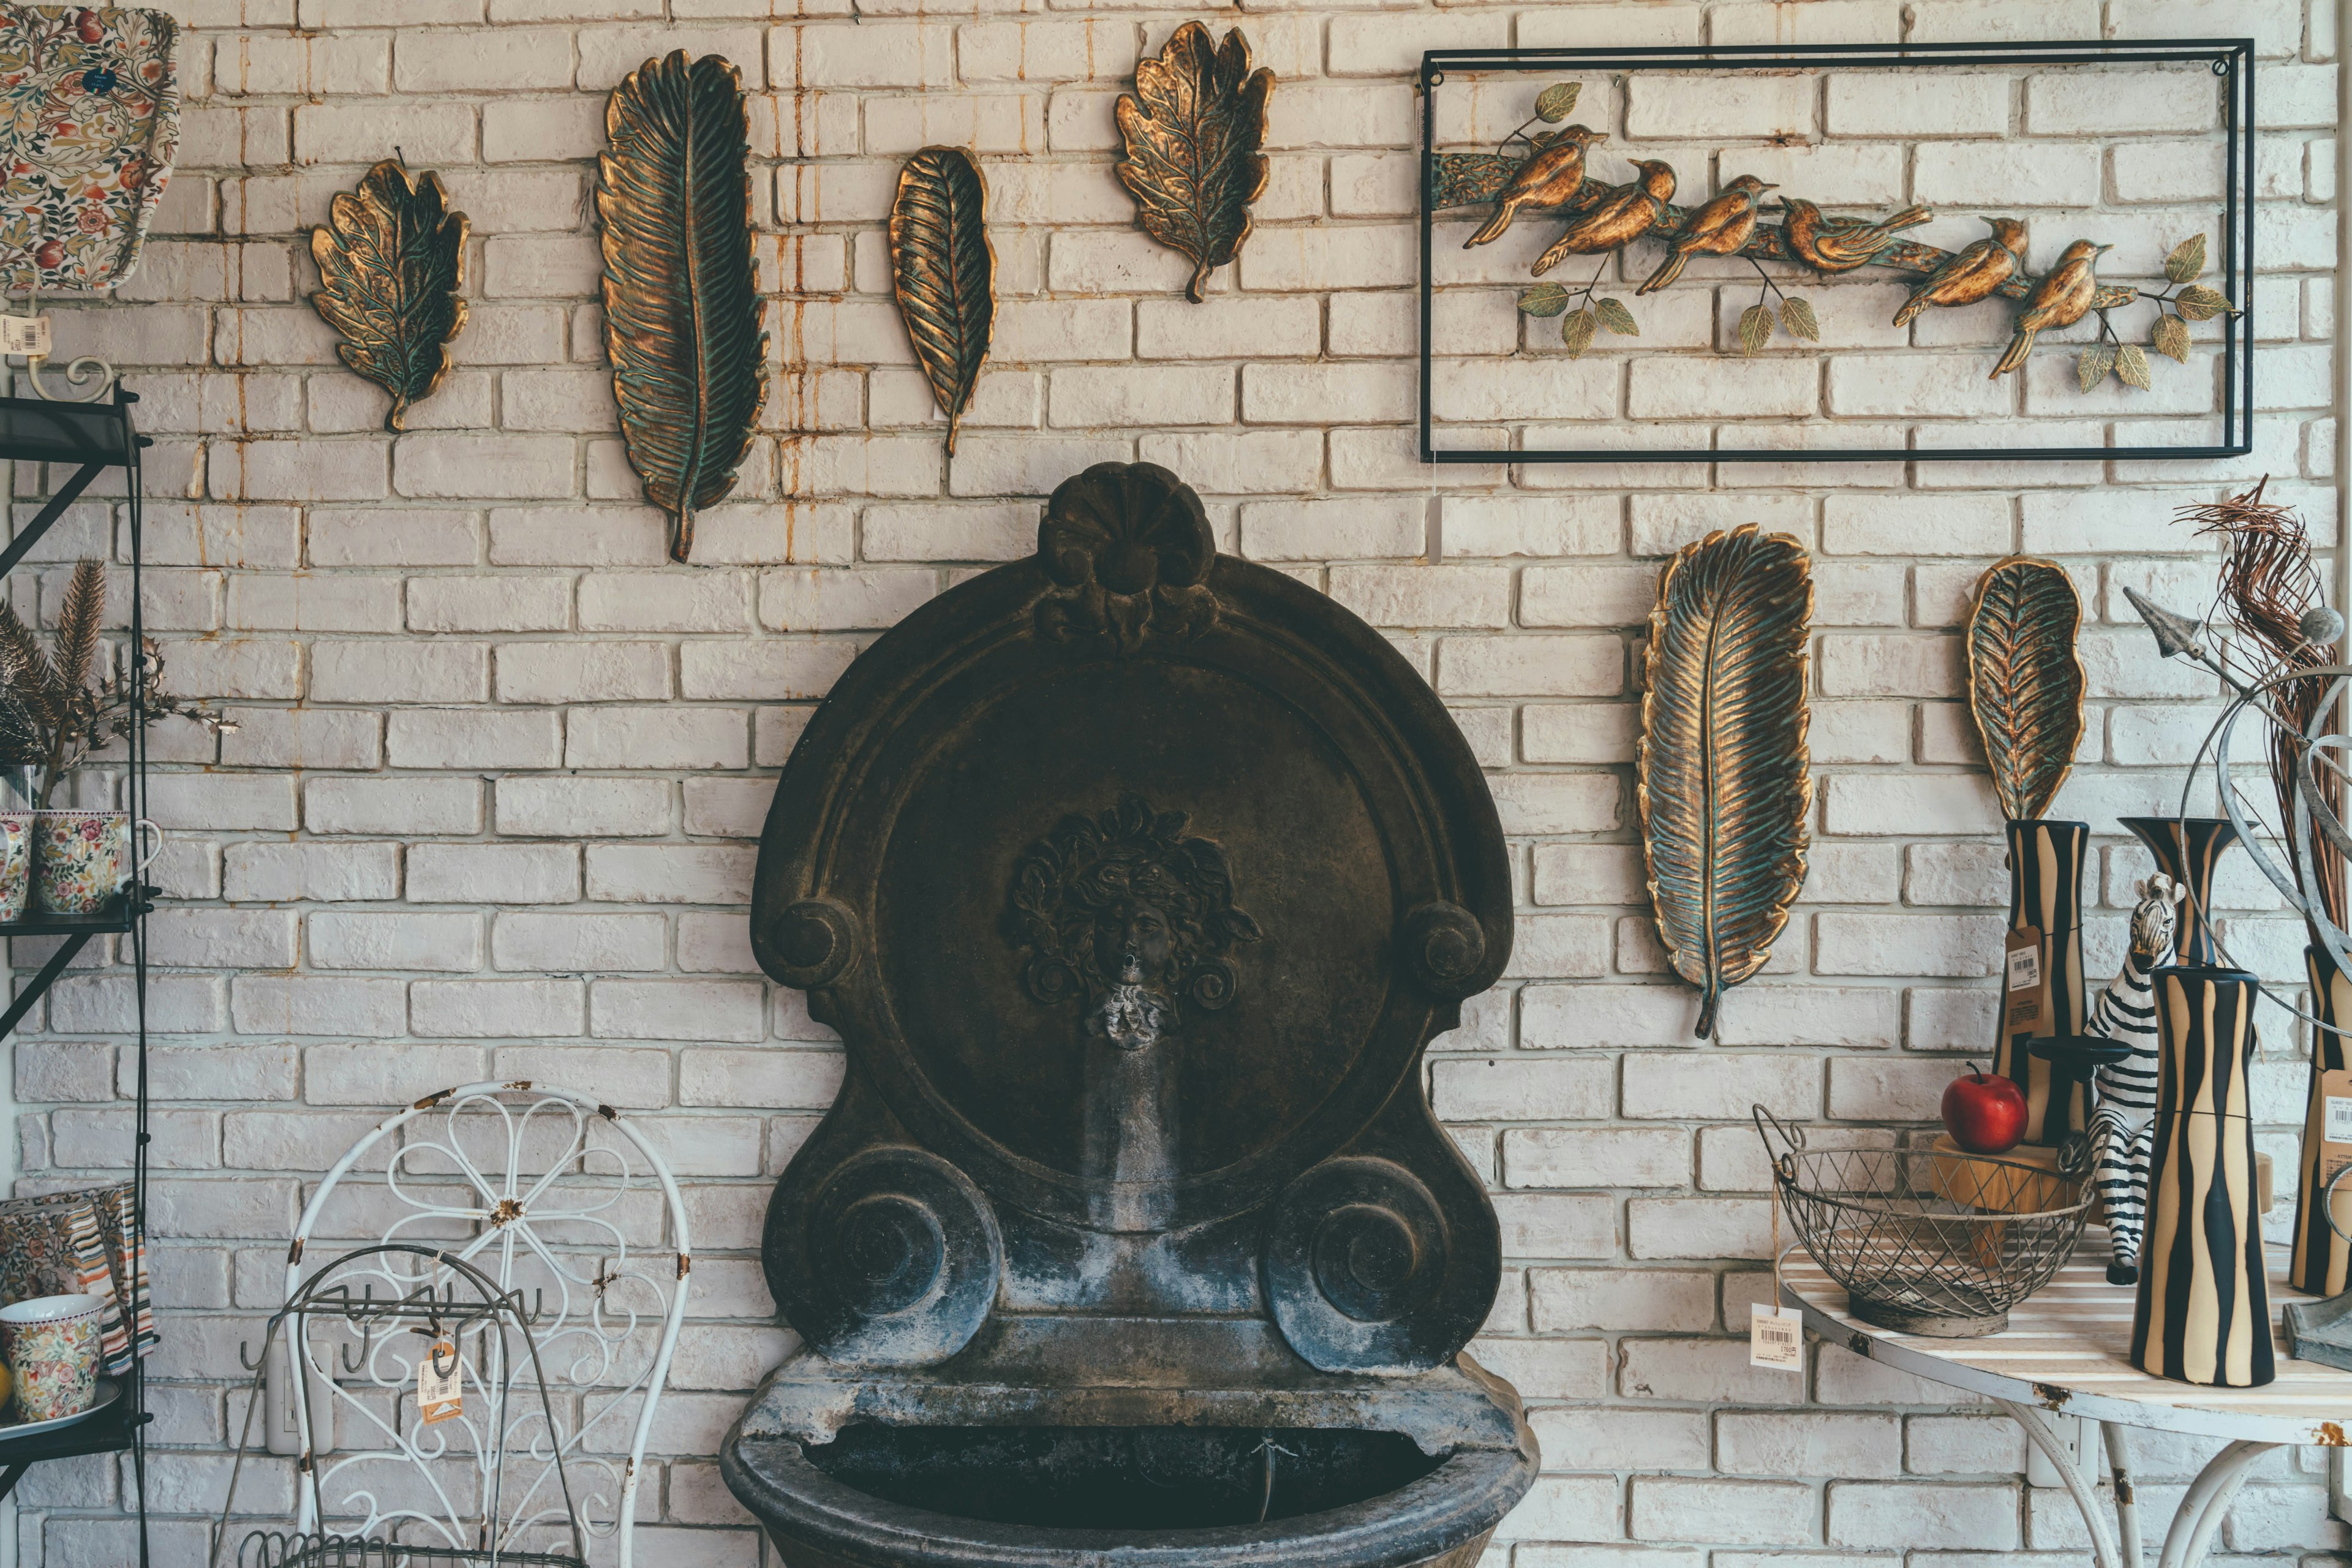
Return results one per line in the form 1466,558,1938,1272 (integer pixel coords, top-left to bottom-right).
2086,873,2184,1284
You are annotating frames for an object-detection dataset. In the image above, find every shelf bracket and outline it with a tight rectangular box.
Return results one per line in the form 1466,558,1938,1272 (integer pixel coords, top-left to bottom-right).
0,929,94,1042
0,455,107,579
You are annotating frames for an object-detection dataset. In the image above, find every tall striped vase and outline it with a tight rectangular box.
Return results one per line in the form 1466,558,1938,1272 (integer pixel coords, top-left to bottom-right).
2131,966,2275,1388
2119,816,2241,967
2291,942,2352,1295
1994,819,2089,1145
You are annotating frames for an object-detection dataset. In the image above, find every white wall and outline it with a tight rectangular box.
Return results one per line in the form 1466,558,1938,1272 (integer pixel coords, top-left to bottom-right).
6,0,2349,1562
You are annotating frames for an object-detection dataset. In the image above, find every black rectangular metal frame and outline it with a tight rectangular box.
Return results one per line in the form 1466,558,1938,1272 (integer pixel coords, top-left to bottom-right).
1417,38,2256,466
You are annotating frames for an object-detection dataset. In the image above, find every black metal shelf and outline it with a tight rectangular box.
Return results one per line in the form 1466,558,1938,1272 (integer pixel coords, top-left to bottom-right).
0,380,153,1562
0,386,149,579
0,1398,147,1504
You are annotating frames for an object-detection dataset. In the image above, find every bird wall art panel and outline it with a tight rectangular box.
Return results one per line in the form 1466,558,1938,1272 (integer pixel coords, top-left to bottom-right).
1417,41,2252,466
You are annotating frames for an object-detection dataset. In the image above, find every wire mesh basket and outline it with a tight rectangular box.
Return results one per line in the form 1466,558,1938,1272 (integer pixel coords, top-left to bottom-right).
1755,1106,2095,1336
236,1532,586,1568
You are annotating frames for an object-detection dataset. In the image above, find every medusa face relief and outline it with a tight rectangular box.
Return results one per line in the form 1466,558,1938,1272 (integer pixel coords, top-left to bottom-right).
1008,794,1261,1052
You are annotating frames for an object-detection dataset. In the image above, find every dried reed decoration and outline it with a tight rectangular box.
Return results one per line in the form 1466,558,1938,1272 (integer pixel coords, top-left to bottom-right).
2188,478,2347,936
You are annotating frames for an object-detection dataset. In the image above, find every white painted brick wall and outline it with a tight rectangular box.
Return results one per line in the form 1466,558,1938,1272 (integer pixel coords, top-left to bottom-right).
4,2,2346,1564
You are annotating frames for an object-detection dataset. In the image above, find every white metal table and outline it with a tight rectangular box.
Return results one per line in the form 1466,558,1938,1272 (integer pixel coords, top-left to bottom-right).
1779,1232,2352,1568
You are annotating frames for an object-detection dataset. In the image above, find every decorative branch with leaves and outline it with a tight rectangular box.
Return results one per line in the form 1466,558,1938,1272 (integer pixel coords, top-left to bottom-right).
1735,258,1818,356
1518,257,1637,358
0,560,232,807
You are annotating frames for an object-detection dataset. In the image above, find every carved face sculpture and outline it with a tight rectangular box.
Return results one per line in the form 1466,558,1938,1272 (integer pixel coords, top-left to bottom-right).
1010,794,1259,1051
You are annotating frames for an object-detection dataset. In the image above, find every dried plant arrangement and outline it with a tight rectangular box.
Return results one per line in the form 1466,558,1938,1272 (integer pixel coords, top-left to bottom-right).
2188,479,2348,941
0,560,228,807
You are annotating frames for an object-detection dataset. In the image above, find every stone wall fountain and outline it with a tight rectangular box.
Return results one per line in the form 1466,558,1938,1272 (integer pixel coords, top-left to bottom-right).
720,462,1540,1565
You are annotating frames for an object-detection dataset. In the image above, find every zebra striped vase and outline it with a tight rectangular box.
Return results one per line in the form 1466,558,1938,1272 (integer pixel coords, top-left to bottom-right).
2291,943,2352,1295
2131,965,2275,1388
2118,816,2241,967
1992,819,2089,1145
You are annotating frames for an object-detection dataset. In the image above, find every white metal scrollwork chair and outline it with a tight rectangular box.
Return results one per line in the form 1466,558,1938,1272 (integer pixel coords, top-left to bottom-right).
214,1084,691,1568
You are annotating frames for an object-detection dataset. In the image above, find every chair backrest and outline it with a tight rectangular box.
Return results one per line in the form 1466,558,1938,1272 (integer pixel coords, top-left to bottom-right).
280,1083,692,1568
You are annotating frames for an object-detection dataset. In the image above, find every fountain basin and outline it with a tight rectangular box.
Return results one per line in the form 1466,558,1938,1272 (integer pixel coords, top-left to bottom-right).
724,1421,1533,1568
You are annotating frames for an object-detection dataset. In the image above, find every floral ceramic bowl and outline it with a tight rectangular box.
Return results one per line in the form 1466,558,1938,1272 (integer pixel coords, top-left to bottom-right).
0,1292,102,1422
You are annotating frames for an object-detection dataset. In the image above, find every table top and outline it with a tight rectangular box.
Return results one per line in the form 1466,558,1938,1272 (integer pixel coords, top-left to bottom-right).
1779,1231,2352,1445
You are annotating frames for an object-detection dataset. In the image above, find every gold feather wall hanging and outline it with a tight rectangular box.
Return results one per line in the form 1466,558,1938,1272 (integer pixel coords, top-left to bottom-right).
1966,556,2086,822
1638,524,1814,1039
309,159,470,433
1115,21,1274,303
889,147,995,456
596,50,769,564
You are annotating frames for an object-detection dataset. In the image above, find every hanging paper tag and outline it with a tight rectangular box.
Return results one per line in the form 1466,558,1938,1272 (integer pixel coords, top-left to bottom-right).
1,314,52,358
1749,1303,1804,1370
417,1341,462,1425
2004,927,2048,1033
2318,1069,2352,1191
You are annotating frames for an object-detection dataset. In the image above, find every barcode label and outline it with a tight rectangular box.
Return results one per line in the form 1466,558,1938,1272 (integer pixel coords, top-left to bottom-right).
418,1340,463,1425
2328,1095,2352,1144
1750,1303,1804,1370
0,314,51,357
2006,942,2041,993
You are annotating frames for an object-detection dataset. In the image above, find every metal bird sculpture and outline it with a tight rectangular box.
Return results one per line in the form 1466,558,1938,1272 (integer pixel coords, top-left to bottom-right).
1990,239,2109,378
1892,216,2027,328
1781,199,1933,273
1532,159,1677,278
1464,126,1607,249
1637,174,1777,296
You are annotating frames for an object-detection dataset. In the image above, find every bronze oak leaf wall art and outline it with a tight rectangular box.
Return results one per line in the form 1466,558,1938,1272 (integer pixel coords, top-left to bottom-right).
1966,556,2086,823
309,159,470,433
1115,21,1274,303
1637,525,1814,1039
889,147,995,456
596,50,769,564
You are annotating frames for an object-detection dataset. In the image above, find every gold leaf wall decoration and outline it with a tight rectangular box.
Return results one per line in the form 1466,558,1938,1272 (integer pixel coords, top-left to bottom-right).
1115,21,1275,303
889,147,995,456
309,160,470,433
1638,524,1814,1039
596,50,769,564
1966,556,2085,823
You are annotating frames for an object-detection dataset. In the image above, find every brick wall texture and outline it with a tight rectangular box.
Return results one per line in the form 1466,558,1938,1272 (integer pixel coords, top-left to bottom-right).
5,0,2350,1563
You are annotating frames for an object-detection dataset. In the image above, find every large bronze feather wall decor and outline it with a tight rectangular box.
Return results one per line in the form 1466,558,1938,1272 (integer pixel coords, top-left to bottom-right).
309,159,470,433
1638,525,1814,1039
597,51,769,564
889,148,995,456
1115,21,1274,303
1966,556,2086,822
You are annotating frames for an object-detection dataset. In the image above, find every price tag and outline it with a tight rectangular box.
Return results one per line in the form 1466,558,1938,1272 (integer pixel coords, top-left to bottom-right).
2318,1069,2352,1192
417,1340,462,1425
1749,1303,1804,1370
1,314,52,357
2004,926,2048,1033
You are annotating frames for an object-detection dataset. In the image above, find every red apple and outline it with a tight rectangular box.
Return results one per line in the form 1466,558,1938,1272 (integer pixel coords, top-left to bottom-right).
1942,1064,2028,1155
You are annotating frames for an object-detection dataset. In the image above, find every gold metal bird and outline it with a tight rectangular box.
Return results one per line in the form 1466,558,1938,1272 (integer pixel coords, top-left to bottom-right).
1990,239,2109,378
1892,216,2027,328
1531,159,1677,278
1636,174,1777,295
1464,126,1608,249
1781,199,1932,273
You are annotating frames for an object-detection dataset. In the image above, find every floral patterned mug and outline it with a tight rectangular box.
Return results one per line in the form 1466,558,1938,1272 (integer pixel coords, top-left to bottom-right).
32,812,162,916
0,816,28,921
0,1292,102,1423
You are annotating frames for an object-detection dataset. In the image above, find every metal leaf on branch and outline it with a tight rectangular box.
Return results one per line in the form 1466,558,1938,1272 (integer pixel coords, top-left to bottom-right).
1533,82,1580,123
2176,285,2235,322
889,146,996,457
1738,303,1773,356
1114,21,1275,303
2165,233,2207,284
309,160,470,433
2153,314,2191,363
1561,308,1598,357
1777,296,1819,342
1518,282,1572,317
2115,342,2152,390
2078,344,2116,391
1594,297,1638,336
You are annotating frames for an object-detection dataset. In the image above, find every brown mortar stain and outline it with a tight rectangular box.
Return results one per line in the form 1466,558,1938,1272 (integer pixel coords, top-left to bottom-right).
2032,1382,2071,1409
2318,1422,2348,1447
